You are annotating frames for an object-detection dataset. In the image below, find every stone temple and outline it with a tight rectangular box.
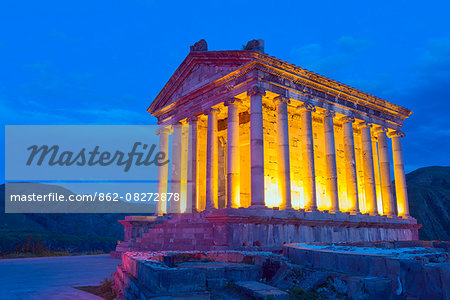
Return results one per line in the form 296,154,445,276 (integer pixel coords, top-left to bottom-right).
115,39,420,254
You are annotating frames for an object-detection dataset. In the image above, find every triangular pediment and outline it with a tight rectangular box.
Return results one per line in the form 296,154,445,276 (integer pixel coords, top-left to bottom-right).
148,51,255,115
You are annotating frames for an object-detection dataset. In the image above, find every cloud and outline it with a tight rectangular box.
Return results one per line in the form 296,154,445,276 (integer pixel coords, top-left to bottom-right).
419,38,450,73
289,36,371,76
336,36,371,53
289,36,450,172
395,38,450,171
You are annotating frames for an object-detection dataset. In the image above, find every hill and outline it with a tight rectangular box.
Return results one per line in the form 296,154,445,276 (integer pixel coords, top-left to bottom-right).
0,183,133,253
406,166,450,240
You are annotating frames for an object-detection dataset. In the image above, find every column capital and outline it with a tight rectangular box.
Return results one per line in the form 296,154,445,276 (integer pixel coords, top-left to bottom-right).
273,96,290,104
186,116,199,123
247,85,266,97
224,98,243,107
204,107,220,115
321,110,335,118
156,126,173,135
388,130,406,138
374,126,388,135
296,103,316,112
357,121,372,129
341,116,355,123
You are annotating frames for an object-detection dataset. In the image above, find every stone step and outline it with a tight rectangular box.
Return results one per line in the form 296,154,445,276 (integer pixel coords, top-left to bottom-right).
233,281,288,300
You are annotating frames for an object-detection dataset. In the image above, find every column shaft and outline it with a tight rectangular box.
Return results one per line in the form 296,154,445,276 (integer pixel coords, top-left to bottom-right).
372,139,383,213
186,117,198,213
226,99,241,208
323,111,339,212
343,117,359,213
377,128,395,216
205,108,219,210
275,97,292,210
298,104,317,211
390,131,410,217
169,123,183,213
249,87,266,208
360,123,378,215
156,126,172,215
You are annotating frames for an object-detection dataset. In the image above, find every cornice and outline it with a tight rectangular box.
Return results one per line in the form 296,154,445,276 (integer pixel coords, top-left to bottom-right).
149,50,412,126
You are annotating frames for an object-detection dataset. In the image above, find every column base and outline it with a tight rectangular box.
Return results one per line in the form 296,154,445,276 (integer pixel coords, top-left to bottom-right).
280,206,296,211
249,204,267,210
203,207,217,213
305,207,318,212
349,210,361,215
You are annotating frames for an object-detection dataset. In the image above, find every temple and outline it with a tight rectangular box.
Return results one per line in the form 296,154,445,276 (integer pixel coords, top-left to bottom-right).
115,39,420,254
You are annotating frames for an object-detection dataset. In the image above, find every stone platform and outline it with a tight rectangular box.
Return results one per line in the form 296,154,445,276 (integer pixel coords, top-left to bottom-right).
114,208,420,255
283,240,450,299
113,241,449,299
113,250,286,299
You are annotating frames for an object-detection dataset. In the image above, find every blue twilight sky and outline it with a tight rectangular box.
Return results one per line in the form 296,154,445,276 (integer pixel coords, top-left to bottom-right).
1,0,450,183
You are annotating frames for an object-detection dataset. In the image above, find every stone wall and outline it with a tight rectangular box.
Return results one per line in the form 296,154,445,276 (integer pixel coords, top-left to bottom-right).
116,209,420,253
284,241,450,299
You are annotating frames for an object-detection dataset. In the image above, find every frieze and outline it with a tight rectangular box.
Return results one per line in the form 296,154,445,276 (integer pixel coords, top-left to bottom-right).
155,58,406,129
258,68,401,125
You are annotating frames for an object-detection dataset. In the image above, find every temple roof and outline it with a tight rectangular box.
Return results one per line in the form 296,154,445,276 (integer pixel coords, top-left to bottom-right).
148,48,412,125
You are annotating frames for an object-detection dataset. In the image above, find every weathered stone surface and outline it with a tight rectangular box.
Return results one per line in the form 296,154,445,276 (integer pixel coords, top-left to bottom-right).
116,210,419,254
233,281,288,300
284,241,450,300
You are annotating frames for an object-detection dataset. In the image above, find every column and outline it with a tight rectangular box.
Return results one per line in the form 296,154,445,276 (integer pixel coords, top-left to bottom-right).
249,86,266,208
342,117,359,214
297,103,317,211
225,98,241,208
205,108,219,210
275,96,292,210
389,131,410,217
169,122,183,213
359,122,378,215
156,126,172,215
372,137,383,213
186,116,198,213
323,110,339,213
376,127,395,217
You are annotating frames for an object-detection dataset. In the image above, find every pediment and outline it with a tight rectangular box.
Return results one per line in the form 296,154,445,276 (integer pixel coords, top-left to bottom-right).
149,52,254,115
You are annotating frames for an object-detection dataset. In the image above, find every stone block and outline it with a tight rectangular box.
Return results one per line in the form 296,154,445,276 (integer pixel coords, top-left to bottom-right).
206,278,228,289
422,263,444,299
362,277,392,300
233,281,288,300
399,259,425,298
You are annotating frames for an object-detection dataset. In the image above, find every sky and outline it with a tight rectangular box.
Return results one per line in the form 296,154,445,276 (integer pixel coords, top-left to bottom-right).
1,0,450,183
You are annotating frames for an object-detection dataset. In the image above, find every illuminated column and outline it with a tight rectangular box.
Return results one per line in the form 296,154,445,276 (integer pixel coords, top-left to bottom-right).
342,116,359,214
359,122,378,215
275,96,292,210
389,131,410,217
249,86,266,208
169,123,183,213
186,116,198,213
205,108,219,210
225,98,241,208
297,103,317,211
323,110,339,213
376,127,395,217
156,126,172,215
372,137,383,213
